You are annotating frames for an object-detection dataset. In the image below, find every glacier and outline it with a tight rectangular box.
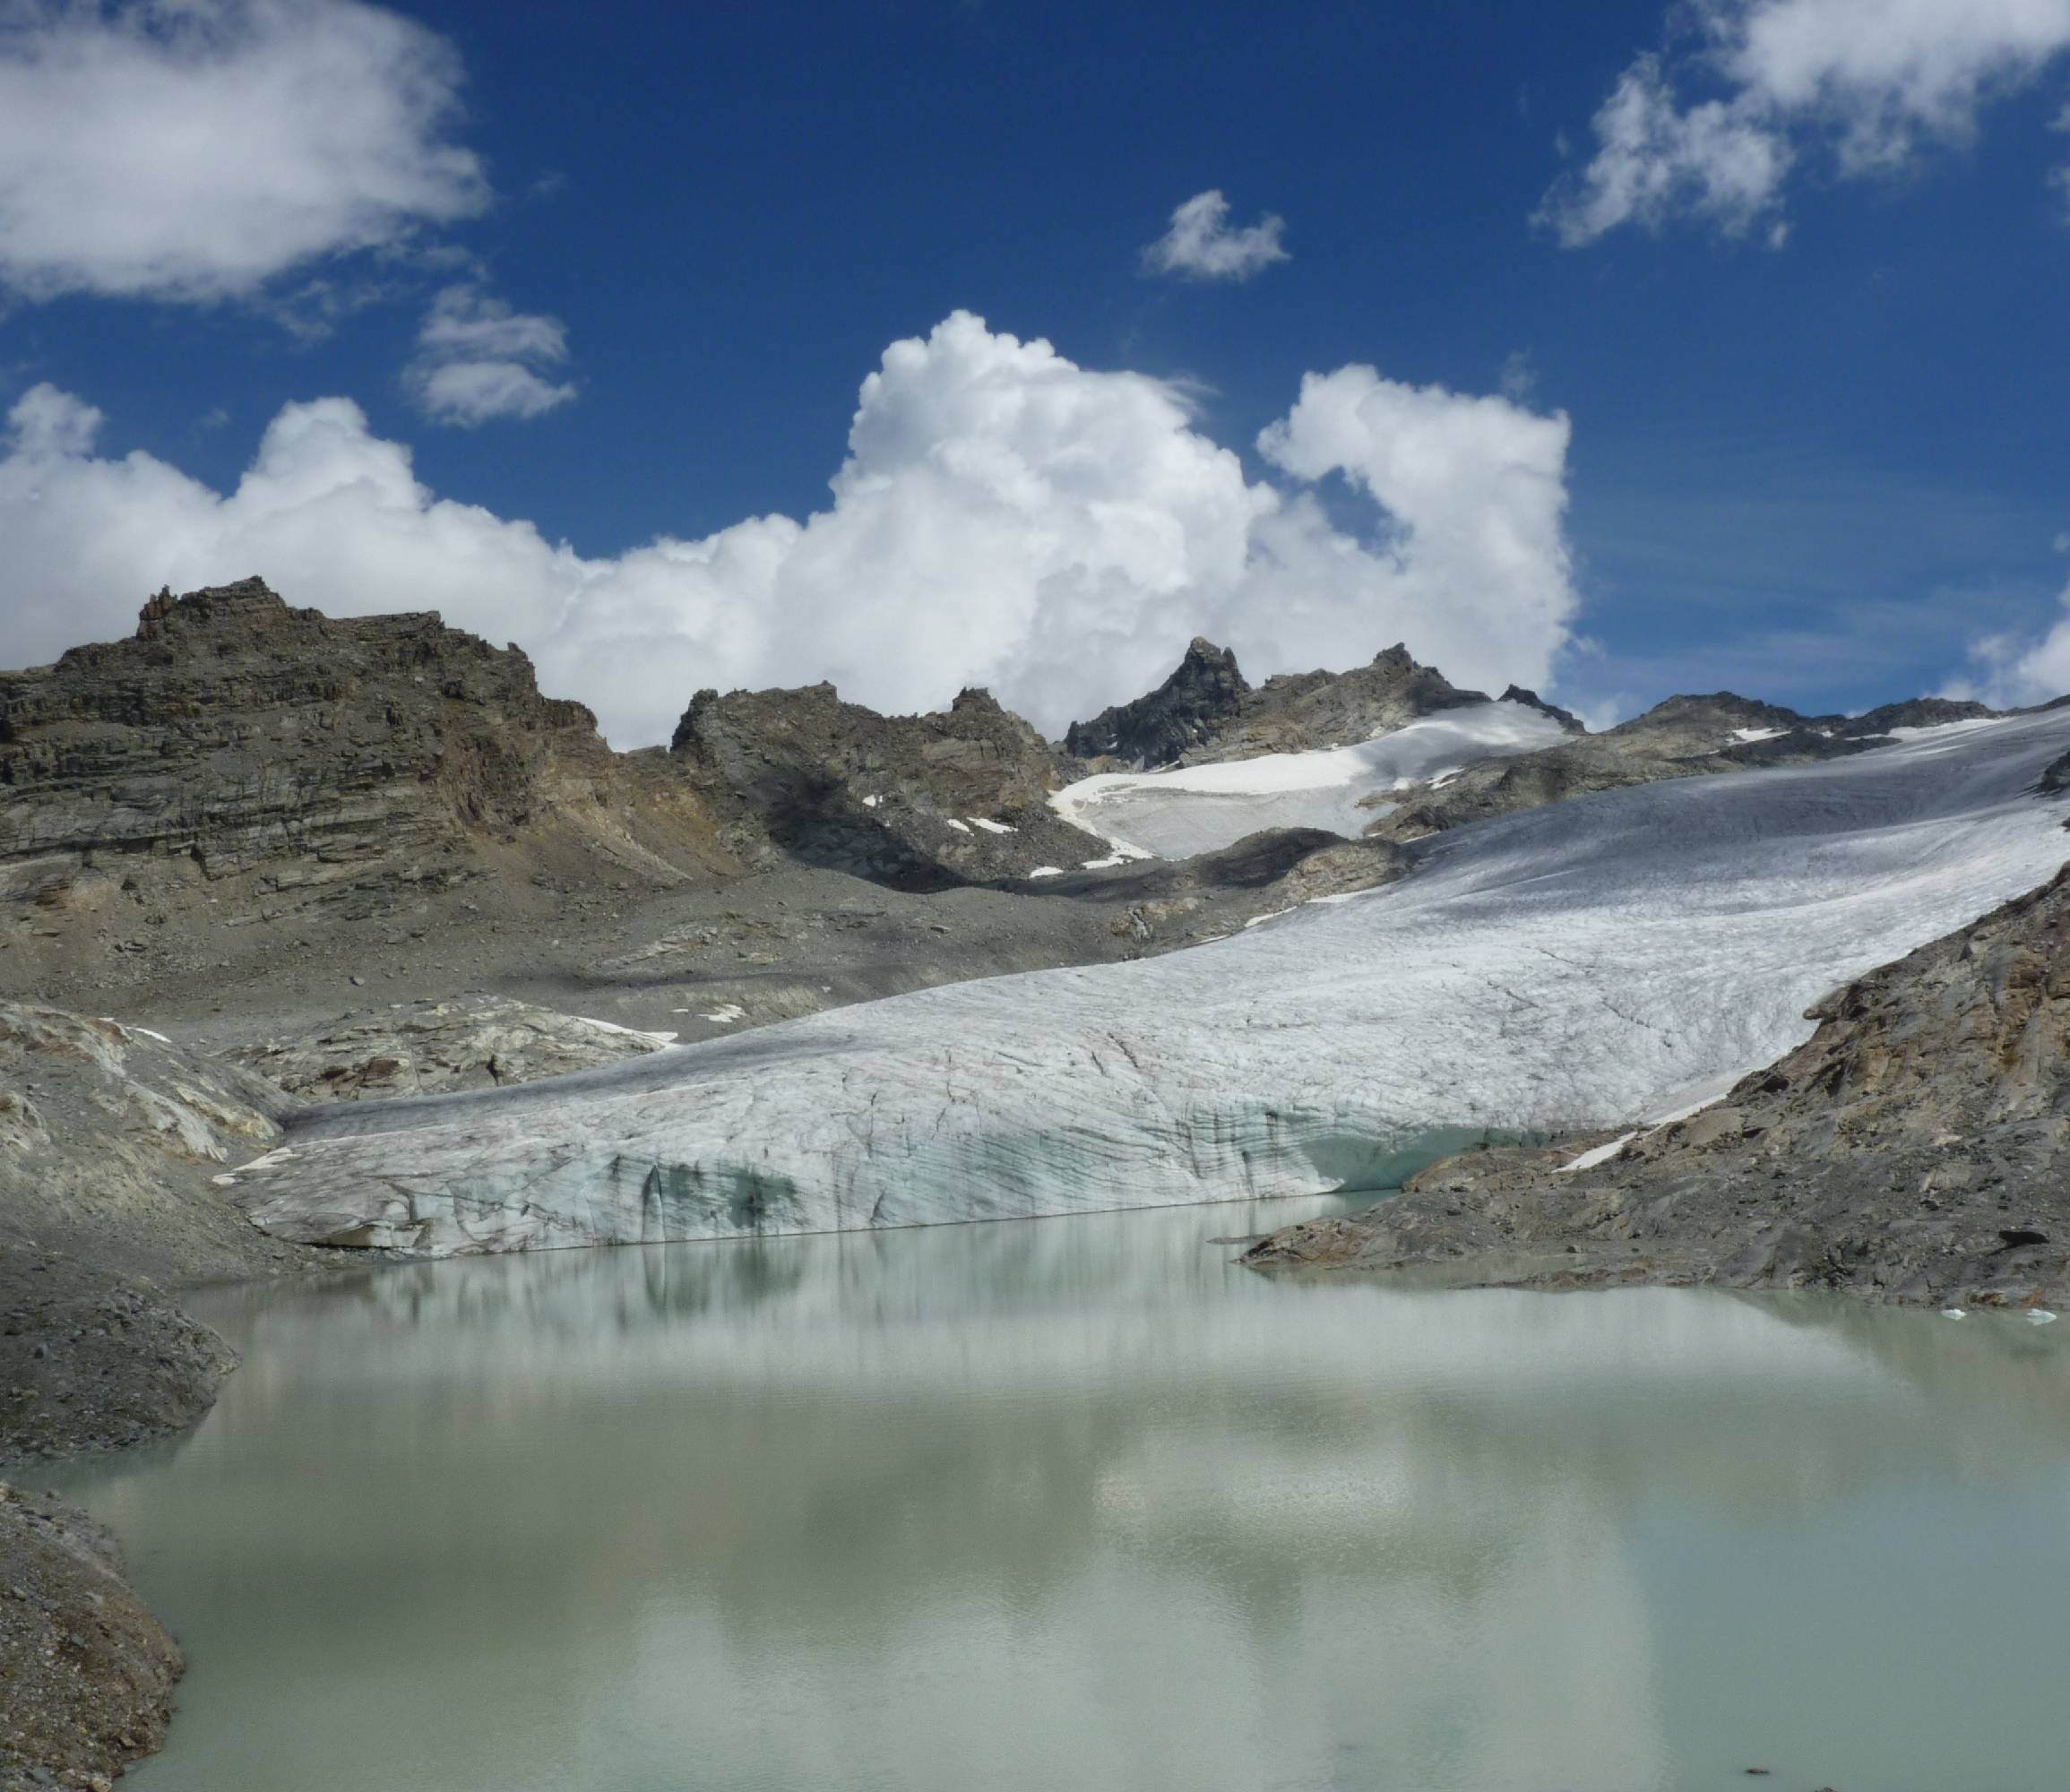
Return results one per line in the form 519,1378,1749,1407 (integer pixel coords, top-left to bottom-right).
228,708,2070,1254
1048,700,1569,858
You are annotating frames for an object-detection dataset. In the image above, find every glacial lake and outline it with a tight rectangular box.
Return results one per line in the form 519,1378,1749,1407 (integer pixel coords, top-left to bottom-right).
47,1196,2070,1792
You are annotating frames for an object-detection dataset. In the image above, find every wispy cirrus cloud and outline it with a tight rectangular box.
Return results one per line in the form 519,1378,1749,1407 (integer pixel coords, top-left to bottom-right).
1543,0,2070,246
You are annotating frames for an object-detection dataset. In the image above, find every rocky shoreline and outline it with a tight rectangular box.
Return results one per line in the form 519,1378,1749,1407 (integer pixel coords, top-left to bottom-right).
0,1254,257,1790
0,998,330,1790
0,1485,185,1792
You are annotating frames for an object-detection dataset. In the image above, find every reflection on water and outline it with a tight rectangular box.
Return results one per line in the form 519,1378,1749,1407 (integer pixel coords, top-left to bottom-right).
50,1198,2070,1792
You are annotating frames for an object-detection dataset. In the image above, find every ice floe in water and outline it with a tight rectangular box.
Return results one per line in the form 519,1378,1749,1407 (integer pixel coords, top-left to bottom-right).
1049,700,1568,858
233,709,2070,1254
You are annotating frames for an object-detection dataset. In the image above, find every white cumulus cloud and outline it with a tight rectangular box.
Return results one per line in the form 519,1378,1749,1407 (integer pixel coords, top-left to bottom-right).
1544,0,2070,244
0,0,487,302
405,285,578,425
0,313,1581,749
1143,190,1289,280
1945,579,2070,706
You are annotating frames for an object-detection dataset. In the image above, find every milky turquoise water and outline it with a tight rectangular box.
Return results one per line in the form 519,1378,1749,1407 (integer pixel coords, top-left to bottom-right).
48,1198,2070,1792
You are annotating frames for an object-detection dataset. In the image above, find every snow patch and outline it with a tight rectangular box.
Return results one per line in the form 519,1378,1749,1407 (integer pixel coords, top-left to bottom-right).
1730,727,1784,745
861,795,881,808
1048,702,1568,859
1885,718,2004,742
702,1004,747,1025
1555,1133,1637,1174
236,1146,298,1173
575,1017,678,1047
969,817,1017,834
1028,866,1065,879
944,818,972,834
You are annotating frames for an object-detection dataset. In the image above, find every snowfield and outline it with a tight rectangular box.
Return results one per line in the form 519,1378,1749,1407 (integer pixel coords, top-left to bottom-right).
230,710,2070,1254
1048,700,1570,857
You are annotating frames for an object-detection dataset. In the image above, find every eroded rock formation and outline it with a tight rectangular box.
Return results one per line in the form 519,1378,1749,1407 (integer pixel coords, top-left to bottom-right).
671,681,1108,886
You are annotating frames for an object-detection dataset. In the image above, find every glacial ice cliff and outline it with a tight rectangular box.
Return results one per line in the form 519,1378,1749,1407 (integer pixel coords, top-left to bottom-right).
228,709,2070,1254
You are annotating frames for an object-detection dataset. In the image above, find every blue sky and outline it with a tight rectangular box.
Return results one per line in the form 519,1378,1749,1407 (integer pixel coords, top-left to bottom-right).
4,0,2069,742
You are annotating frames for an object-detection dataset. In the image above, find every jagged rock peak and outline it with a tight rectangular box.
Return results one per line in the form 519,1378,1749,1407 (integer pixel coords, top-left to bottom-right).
1063,638,1251,768
134,575,299,640
1498,685,1588,734
1065,636,1514,771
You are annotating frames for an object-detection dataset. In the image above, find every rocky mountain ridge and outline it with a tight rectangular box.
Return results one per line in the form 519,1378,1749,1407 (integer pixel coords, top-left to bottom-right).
0,576,727,909
671,681,1107,888
1062,636,1567,770
1369,688,2001,844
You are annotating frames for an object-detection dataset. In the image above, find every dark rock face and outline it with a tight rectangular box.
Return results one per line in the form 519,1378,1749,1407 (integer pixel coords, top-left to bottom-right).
1246,866,2070,1310
1064,639,1511,771
671,682,1109,889
0,578,728,919
1064,637,1249,767
1498,685,1585,732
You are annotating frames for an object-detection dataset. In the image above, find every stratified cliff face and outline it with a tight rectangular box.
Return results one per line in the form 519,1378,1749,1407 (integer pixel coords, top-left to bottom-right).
1247,860,2070,1310
1063,638,1561,771
0,578,728,916
671,681,1110,888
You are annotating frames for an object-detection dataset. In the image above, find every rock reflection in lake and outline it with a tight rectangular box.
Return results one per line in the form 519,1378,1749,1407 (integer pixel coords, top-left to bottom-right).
55,1198,2070,1792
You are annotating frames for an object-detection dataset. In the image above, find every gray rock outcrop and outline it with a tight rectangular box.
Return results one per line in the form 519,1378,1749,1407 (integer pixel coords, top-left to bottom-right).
227,996,675,1101
670,681,1109,887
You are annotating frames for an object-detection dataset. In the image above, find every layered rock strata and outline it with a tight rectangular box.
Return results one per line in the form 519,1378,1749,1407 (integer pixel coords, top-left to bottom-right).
0,577,727,914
